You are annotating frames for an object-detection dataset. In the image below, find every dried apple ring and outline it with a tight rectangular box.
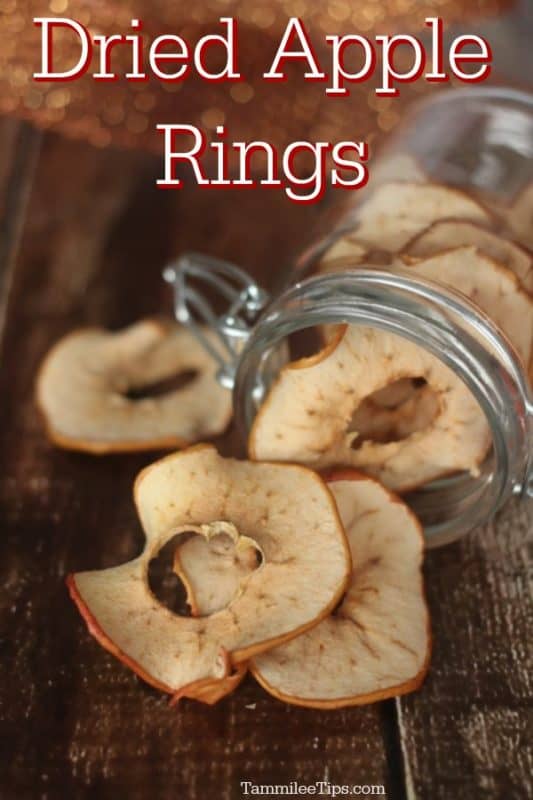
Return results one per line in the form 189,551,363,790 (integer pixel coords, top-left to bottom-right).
315,235,369,273
505,180,533,250
401,247,533,375
316,181,492,274
174,471,430,708
37,319,232,453
353,182,491,253
251,471,430,708
249,326,490,492
369,153,426,186
319,244,531,447
67,445,351,703
402,220,532,294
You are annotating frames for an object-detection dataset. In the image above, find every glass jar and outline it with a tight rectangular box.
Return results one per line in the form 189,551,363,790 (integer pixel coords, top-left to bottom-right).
164,87,533,548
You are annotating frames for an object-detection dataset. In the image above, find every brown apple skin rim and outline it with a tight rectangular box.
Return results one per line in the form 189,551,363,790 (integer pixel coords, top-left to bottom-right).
66,444,353,703
249,467,432,710
67,574,245,704
66,573,174,695
249,666,431,711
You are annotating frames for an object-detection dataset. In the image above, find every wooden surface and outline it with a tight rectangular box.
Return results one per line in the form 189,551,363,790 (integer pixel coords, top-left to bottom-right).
0,121,531,800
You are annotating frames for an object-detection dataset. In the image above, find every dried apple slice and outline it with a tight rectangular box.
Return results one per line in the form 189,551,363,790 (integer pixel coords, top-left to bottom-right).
505,181,533,250
37,320,232,453
369,153,426,185
315,182,492,278
173,471,429,707
249,326,490,492
315,234,369,275
403,220,532,294
169,658,248,706
351,181,491,254
401,247,533,372
319,246,532,454
251,471,430,708
67,445,351,702
171,528,262,702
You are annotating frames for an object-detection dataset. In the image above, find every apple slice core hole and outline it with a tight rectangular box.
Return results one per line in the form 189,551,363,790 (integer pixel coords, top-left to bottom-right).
147,533,195,616
349,377,439,448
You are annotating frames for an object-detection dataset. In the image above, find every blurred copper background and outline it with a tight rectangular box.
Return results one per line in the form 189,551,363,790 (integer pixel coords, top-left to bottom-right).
1,0,530,160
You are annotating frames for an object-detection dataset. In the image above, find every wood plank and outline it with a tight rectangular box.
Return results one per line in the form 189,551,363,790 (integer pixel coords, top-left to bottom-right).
0,118,41,334
0,132,393,799
397,498,533,799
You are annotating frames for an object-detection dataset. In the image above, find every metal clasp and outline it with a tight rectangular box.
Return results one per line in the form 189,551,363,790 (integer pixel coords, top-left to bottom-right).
163,252,270,389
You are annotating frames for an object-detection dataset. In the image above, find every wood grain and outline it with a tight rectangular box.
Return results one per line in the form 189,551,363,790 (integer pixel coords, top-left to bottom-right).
0,118,41,335
397,497,533,799
0,130,392,799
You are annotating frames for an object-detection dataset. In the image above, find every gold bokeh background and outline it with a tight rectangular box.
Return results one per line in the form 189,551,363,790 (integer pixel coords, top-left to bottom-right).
0,0,517,157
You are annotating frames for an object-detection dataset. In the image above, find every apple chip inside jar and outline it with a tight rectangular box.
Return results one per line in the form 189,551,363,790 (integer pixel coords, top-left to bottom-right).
315,181,493,276
67,445,351,703
37,319,232,453
504,181,533,250
249,326,490,492
402,220,533,294
340,181,492,255
315,235,369,274
369,153,426,186
316,246,531,459
400,247,533,374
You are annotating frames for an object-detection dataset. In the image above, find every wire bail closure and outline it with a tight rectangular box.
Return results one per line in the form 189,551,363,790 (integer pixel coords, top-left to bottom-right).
163,252,270,389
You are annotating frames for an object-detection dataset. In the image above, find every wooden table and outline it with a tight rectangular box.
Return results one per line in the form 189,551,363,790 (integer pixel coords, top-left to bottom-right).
0,120,531,800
